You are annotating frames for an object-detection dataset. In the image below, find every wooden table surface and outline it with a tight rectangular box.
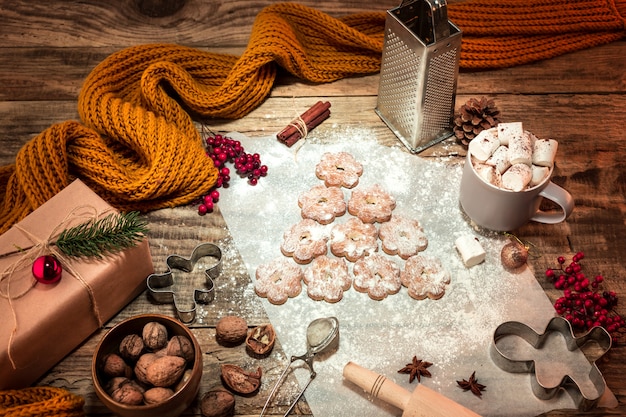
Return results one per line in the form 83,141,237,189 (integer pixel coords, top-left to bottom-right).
1,1,625,416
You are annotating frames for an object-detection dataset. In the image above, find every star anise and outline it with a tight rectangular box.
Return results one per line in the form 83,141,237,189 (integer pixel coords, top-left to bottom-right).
397,356,432,383
456,371,486,398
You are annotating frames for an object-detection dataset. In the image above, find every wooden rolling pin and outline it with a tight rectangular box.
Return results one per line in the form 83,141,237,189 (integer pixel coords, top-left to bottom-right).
343,362,482,417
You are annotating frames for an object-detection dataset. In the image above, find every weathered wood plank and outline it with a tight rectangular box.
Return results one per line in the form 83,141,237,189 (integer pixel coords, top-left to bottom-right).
0,0,396,48
1,92,625,152
1,41,624,102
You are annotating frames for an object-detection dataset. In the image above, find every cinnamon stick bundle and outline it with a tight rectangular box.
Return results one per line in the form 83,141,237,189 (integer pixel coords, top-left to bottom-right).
277,101,331,147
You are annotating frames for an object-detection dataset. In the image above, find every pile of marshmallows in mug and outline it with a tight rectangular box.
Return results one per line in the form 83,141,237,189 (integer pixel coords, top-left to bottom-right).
468,122,558,191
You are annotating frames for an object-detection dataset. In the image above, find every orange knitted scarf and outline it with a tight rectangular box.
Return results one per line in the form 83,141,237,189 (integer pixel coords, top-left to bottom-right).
0,0,624,234
0,387,84,417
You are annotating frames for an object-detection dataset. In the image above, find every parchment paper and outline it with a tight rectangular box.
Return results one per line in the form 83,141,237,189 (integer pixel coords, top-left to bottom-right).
217,130,613,417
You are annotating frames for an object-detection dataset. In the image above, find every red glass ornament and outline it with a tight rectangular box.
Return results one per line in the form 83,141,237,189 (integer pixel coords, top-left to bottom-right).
32,255,62,284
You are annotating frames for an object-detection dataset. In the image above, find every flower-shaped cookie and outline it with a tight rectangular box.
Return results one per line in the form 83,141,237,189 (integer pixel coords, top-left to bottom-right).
303,255,351,303
348,183,396,223
315,151,363,188
353,253,401,300
330,217,378,262
401,254,450,300
379,215,428,259
255,258,304,305
298,184,346,225
280,219,329,264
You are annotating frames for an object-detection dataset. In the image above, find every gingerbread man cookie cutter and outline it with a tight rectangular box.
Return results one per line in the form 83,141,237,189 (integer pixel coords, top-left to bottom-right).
490,316,611,411
147,243,222,324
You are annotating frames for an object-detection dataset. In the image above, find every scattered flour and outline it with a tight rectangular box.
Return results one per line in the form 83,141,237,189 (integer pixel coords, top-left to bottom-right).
218,129,580,416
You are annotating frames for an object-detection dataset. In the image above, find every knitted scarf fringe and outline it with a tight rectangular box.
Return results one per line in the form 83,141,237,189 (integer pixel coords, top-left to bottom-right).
0,387,84,417
0,1,624,233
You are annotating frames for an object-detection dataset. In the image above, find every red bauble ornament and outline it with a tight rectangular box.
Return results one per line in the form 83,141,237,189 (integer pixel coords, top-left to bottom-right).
32,255,62,284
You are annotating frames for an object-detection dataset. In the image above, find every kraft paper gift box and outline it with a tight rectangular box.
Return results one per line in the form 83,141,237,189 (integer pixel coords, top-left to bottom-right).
0,179,154,389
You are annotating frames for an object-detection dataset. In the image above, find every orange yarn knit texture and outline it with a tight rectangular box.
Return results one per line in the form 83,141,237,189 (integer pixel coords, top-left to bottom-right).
0,387,84,417
0,1,624,233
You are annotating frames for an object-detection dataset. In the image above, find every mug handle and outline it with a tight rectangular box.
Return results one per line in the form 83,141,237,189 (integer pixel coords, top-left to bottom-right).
530,182,575,224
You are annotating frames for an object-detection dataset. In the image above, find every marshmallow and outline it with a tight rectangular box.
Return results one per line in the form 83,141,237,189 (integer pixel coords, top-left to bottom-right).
530,165,550,187
455,235,486,267
508,131,533,166
532,138,558,167
468,128,500,161
497,122,523,146
473,162,501,187
501,163,532,191
485,145,511,174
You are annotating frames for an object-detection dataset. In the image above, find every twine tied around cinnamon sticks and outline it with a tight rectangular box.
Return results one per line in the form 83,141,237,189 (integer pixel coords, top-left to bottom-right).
277,101,331,147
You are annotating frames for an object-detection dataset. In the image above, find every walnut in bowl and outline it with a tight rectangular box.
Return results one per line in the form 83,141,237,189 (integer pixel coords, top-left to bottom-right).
92,314,202,417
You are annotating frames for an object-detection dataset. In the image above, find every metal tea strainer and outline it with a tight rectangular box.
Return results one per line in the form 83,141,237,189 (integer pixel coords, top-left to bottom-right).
260,317,340,417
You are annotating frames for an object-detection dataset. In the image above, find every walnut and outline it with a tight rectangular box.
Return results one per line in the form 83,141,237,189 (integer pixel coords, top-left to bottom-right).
220,364,262,395
201,389,235,417
166,335,195,362
143,387,174,405
245,324,275,357
145,355,186,387
119,334,144,361
134,352,159,385
216,316,248,346
105,377,131,396
111,381,144,405
102,353,132,378
142,321,168,351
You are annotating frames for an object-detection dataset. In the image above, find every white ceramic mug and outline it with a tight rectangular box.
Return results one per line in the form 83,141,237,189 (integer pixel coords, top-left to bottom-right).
459,153,574,231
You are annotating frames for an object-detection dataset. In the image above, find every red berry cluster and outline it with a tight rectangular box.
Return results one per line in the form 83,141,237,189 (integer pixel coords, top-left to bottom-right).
198,134,268,215
546,252,624,342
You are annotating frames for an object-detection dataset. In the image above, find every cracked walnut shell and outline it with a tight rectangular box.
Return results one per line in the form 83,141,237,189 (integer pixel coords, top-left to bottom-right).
246,324,276,356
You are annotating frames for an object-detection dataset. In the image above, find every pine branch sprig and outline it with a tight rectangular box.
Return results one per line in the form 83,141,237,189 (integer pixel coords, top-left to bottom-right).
55,211,149,259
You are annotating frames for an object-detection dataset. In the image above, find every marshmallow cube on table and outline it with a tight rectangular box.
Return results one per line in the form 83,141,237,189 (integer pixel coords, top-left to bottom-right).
455,235,486,267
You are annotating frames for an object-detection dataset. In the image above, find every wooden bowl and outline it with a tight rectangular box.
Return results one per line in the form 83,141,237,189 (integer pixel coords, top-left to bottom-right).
92,314,202,417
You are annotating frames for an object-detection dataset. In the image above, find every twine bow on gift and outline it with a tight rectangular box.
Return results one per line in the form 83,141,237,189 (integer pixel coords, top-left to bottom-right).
0,206,106,370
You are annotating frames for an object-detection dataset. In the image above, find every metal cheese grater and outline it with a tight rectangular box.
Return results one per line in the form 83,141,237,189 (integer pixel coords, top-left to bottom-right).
376,0,462,153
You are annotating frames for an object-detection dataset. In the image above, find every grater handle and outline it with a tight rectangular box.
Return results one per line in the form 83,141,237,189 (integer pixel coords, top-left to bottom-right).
430,0,450,41
399,0,450,44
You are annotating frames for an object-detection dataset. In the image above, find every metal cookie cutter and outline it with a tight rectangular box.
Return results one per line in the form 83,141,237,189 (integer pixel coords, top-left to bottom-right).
491,316,612,411
147,243,222,324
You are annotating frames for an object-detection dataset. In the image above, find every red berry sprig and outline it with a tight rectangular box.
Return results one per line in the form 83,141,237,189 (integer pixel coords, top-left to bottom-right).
198,133,268,215
546,252,625,342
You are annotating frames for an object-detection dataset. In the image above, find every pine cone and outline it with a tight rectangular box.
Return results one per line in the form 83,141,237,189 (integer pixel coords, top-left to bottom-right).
453,97,501,146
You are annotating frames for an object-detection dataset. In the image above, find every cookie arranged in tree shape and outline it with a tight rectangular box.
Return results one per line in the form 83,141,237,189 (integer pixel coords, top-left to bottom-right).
255,258,304,305
379,215,428,260
315,151,364,188
303,255,351,303
348,183,396,223
330,217,378,262
280,219,329,264
401,254,450,300
353,253,402,300
298,184,346,225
